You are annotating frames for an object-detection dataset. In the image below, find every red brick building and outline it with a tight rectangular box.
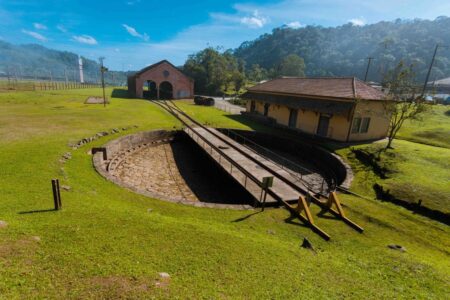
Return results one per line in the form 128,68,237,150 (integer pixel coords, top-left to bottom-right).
127,60,194,99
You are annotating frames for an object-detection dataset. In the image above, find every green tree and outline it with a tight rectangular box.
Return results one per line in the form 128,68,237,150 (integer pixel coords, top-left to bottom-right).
247,64,268,82
183,47,245,95
277,54,305,77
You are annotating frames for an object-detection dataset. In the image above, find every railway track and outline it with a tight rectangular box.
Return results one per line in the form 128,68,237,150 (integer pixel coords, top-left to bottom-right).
153,100,364,240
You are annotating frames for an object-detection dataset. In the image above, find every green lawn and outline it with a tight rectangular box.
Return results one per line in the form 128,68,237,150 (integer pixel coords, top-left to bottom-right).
336,104,450,215
338,140,450,214
0,89,449,299
396,105,450,148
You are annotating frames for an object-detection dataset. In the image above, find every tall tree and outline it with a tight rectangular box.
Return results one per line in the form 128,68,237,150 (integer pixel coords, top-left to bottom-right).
247,64,268,82
277,54,305,77
183,47,245,95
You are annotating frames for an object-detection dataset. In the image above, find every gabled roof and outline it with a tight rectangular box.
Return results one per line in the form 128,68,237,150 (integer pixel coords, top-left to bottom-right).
430,77,450,86
246,77,386,101
132,59,193,81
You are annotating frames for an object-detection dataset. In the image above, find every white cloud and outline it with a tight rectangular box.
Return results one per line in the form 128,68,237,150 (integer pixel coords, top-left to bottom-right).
56,25,67,33
72,35,98,45
126,0,141,5
349,17,366,26
286,21,303,29
122,24,149,41
33,23,47,30
240,10,268,28
21,29,48,42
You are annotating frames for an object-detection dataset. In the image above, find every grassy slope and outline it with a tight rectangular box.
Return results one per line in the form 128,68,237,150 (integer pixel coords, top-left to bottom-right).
336,105,450,214
0,89,449,299
396,105,450,148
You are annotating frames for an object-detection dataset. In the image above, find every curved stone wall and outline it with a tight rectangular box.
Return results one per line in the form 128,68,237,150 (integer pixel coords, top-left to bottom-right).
92,130,252,210
93,129,352,209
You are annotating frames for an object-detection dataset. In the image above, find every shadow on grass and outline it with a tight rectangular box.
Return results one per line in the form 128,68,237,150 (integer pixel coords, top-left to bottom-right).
232,211,262,222
284,216,309,228
111,88,131,99
373,183,450,225
18,209,57,214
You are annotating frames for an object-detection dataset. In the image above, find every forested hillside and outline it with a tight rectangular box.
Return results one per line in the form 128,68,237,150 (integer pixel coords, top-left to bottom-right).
234,17,450,82
0,41,129,84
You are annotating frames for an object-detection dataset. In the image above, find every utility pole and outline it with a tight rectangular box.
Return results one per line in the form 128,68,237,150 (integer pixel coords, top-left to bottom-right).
421,44,439,97
364,57,374,82
99,57,108,107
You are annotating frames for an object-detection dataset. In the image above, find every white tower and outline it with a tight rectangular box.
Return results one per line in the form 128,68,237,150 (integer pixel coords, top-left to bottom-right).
78,55,84,83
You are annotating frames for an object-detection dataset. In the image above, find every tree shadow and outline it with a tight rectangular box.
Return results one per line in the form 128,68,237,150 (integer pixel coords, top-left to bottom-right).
111,88,131,99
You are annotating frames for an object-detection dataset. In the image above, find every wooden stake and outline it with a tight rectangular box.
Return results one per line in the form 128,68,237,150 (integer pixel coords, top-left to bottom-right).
327,192,345,217
51,179,62,210
297,195,314,224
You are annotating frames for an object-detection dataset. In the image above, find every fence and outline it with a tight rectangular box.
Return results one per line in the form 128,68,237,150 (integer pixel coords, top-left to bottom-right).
214,100,245,114
0,80,100,92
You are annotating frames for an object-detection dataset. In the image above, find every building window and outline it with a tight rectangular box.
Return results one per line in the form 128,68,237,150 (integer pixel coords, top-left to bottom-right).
360,117,371,133
352,117,371,133
351,118,361,133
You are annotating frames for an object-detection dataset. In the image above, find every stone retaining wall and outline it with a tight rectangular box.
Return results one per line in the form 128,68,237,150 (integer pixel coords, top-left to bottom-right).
92,130,252,210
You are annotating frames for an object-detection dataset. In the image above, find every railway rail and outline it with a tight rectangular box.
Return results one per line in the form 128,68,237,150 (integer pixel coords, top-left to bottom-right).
153,100,364,240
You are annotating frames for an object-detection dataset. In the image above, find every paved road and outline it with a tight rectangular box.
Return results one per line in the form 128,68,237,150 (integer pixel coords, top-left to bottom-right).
197,95,245,114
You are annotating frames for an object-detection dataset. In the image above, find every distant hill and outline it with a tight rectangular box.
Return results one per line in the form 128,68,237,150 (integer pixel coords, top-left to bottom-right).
234,17,450,82
0,41,130,85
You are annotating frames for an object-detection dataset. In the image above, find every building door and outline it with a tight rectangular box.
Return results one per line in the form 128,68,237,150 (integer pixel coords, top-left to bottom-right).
288,109,298,128
250,100,256,112
263,103,270,116
317,115,330,137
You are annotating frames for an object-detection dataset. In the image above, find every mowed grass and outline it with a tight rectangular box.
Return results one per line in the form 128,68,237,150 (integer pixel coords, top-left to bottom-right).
338,140,450,214
0,89,449,299
396,105,450,148
336,104,450,214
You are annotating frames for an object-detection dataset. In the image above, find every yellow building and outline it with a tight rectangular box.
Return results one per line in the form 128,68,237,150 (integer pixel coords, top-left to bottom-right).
242,77,390,142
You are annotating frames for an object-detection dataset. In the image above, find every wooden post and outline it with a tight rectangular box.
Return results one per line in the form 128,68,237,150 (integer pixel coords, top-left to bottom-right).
327,192,346,217
51,179,61,210
56,179,62,208
297,195,314,224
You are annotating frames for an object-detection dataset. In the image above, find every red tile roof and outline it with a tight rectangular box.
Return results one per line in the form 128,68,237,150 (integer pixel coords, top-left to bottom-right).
247,77,386,101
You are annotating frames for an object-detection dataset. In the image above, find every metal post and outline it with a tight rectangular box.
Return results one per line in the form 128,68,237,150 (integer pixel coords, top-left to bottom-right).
421,44,439,97
320,179,325,194
261,189,268,211
364,57,374,82
99,57,107,107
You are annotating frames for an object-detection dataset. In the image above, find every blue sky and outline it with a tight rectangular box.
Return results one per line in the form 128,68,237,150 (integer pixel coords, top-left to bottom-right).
1,0,449,71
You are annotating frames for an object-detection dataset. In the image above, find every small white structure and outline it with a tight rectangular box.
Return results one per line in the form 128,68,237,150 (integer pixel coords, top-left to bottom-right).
78,55,84,83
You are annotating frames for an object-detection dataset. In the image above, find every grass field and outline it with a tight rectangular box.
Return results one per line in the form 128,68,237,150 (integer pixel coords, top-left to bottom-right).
0,88,449,299
336,105,450,215
396,105,450,148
